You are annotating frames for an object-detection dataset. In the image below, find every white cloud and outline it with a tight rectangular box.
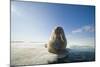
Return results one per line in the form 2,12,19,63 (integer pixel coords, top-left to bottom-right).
72,28,82,33
67,35,95,48
83,25,94,32
72,25,95,33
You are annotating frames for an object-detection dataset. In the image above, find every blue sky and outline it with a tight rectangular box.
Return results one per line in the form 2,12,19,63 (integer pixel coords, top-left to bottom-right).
11,1,95,47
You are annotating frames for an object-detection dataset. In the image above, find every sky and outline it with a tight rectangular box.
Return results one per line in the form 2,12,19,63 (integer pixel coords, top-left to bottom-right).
11,1,95,47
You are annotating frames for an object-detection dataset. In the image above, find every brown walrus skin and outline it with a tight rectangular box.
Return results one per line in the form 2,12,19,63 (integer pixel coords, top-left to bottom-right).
45,26,67,54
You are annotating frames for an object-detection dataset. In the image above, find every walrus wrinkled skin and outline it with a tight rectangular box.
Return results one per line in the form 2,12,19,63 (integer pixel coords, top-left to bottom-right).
45,26,67,54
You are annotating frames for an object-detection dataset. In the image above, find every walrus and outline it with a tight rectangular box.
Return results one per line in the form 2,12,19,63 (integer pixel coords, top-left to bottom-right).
45,26,67,54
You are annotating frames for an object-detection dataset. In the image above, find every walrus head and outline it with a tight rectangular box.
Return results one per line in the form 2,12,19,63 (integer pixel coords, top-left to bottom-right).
46,26,67,54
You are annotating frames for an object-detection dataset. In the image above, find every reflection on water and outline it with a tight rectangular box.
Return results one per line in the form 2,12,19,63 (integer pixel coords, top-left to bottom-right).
11,42,95,67
51,47,95,64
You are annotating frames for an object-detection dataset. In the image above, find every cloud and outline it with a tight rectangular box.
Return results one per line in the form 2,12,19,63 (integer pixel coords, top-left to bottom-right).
72,25,95,33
